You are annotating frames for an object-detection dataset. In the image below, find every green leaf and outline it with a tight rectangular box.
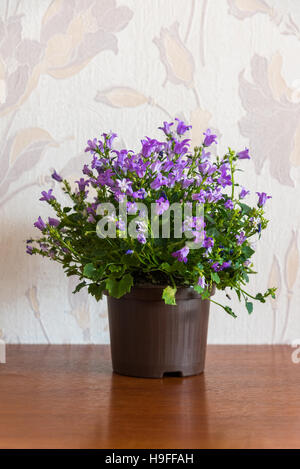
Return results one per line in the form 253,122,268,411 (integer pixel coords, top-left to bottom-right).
72,281,86,294
245,301,253,314
200,289,211,300
242,272,249,283
266,287,276,299
193,285,204,294
121,254,139,267
239,202,252,216
211,272,220,284
66,267,78,277
242,245,255,258
83,263,95,279
255,293,266,303
160,262,173,272
205,214,215,224
106,274,133,299
224,306,237,318
83,263,106,281
88,282,105,302
109,264,124,273
162,286,177,305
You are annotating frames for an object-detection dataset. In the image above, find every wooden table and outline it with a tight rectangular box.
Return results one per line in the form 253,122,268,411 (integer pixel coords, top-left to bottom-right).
0,345,299,449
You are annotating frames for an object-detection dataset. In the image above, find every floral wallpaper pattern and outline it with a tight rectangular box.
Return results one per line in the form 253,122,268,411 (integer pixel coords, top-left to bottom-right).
0,0,300,344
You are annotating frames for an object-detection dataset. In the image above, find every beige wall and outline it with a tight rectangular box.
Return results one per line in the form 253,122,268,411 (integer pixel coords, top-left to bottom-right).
0,0,300,344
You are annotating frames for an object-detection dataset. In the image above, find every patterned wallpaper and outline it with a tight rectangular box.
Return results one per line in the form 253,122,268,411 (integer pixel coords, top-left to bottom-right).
0,0,300,344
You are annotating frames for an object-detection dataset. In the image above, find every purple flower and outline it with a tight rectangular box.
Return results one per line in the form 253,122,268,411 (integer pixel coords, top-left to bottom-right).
203,129,217,147
82,164,92,176
211,260,231,272
174,139,190,155
221,261,231,269
114,192,126,203
132,188,147,199
51,170,62,182
127,202,138,214
256,192,272,207
48,217,60,227
163,160,174,172
150,174,168,190
26,245,33,255
237,148,250,160
102,132,117,149
182,177,194,188
113,149,128,169
217,174,232,188
183,216,194,232
192,190,206,203
201,149,211,160
217,164,232,188
116,219,126,231
194,217,206,231
198,161,209,174
137,233,147,244
85,138,99,154
212,262,221,272
206,187,223,203
197,276,206,288
203,236,214,249
141,137,162,158
76,178,89,192
236,231,246,245
40,189,55,202
155,197,170,215
150,160,163,174
97,169,114,187
224,199,234,210
172,245,189,263
239,187,250,199
134,160,147,178
158,121,174,135
87,214,96,223
126,249,134,255
91,155,102,170
175,118,192,135
116,178,132,193
34,216,46,231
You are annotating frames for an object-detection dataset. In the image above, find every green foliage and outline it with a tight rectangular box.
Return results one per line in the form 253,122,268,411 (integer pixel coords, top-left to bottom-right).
224,306,237,318
162,286,177,305
27,127,276,317
88,283,105,302
211,272,220,284
105,274,134,299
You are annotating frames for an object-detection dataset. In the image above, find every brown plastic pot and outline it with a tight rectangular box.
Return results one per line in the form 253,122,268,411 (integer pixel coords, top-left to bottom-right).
105,285,211,378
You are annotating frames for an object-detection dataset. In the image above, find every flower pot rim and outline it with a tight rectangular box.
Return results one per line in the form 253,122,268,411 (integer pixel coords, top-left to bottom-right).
104,283,215,301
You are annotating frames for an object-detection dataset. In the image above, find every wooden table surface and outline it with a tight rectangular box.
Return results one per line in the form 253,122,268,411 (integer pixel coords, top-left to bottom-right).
0,345,299,449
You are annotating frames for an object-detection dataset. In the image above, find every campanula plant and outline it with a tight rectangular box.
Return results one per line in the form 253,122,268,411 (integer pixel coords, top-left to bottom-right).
26,119,275,317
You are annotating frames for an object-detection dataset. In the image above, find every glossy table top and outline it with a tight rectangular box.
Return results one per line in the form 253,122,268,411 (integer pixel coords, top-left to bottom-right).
0,345,299,449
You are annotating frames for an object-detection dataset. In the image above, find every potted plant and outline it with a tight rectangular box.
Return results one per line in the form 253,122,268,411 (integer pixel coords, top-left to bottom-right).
26,119,275,378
